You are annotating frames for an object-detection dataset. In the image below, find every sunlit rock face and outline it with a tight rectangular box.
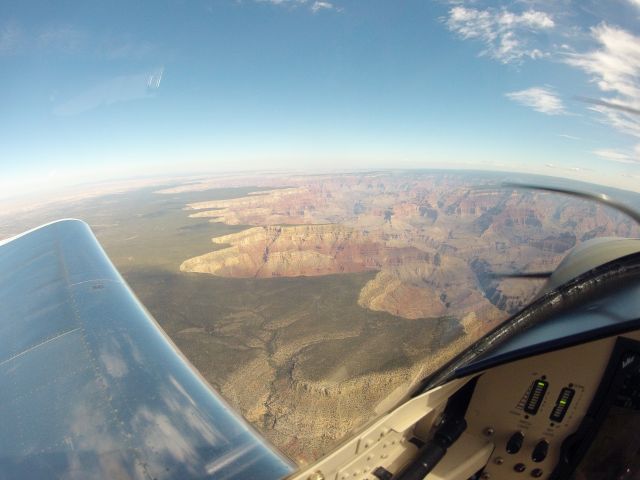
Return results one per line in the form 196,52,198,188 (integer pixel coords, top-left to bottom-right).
180,174,638,324
179,222,504,321
180,225,388,278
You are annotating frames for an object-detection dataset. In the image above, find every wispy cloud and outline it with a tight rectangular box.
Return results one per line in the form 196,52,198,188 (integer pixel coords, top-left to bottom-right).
54,67,164,116
0,22,88,56
592,148,637,163
546,163,592,172
311,1,334,13
565,24,640,139
37,25,86,53
445,6,555,63
255,0,338,13
101,34,157,60
256,0,305,4
506,86,566,115
557,133,581,140
442,6,640,166
0,21,157,60
575,96,640,116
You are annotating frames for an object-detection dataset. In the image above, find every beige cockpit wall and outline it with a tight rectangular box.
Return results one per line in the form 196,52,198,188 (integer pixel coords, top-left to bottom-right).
290,329,640,480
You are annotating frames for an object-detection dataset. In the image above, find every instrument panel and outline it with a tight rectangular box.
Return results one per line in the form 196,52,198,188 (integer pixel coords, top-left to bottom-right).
291,332,640,480
464,331,640,479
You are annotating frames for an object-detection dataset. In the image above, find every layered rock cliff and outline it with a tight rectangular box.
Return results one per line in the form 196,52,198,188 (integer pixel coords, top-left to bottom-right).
179,173,639,323
180,225,390,277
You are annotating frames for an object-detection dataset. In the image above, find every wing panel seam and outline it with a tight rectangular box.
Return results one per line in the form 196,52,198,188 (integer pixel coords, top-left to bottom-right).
0,327,81,368
54,225,153,480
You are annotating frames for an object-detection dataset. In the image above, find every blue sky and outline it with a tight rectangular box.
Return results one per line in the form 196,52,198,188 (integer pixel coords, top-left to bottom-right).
1,0,640,196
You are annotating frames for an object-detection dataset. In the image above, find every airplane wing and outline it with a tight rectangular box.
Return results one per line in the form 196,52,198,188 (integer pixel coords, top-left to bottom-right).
0,219,295,479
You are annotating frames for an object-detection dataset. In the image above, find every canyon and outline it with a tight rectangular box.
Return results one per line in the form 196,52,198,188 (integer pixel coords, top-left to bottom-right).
168,172,639,462
4,171,637,466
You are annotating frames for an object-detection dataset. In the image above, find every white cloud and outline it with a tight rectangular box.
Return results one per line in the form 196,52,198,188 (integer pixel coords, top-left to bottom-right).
565,24,640,139
557,133,581,140
498,10,554,29
506,86,566,115
444,8,640,165
311,1,334,13
592,148,637,163
545,163,592,172
257,0,304,4
590,143,640,164
567,25,640,102
255,0,337,12
445,6,554,63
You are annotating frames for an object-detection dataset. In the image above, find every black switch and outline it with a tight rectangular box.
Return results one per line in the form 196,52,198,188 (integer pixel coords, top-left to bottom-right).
506,431,524,454
372,467,393,480
514,463,526,473
532,440,549,463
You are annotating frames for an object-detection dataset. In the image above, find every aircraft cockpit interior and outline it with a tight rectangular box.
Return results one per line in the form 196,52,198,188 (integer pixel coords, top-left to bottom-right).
292,230,640,480
5,1,640,479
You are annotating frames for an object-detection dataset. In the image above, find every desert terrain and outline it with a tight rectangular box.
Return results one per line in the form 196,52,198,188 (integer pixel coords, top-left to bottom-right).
1,170,638,465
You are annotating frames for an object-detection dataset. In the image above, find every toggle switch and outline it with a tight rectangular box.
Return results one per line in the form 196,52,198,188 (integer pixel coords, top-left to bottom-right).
532,440,549,463
507,432,525,454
